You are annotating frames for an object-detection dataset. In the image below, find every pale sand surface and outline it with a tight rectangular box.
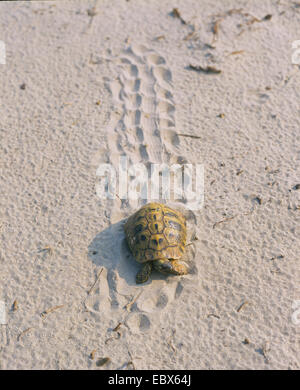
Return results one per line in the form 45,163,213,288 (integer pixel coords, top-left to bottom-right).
0,0,299,369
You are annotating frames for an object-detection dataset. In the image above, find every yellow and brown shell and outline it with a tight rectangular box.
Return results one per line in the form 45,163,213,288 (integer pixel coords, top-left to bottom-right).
124,202,187,263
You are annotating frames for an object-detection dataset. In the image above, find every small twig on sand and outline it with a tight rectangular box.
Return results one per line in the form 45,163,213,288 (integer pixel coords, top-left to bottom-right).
185,242,194,247
113,322,123,332
124,290,142,312
212,18,223,43
237,301,250,312
41,305,64,319
126,361,135,369
228,50,245,56
213,215,236,229
154,35,165,41
85,0,99,32
105,332,121,345
104,322,123,344
183,31,196,40
213,209,253,229
38,246,53,256
87,268,104,295
188,64,222,74
207,313,220,319
170,8,187,25
127,350,136,370
18,327,34,342
177,133,201,139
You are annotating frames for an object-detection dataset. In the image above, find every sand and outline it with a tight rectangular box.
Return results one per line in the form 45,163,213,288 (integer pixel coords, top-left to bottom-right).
0,0,299,370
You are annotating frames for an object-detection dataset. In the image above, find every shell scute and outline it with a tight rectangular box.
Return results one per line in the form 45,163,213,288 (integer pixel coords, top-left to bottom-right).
124,202,187,263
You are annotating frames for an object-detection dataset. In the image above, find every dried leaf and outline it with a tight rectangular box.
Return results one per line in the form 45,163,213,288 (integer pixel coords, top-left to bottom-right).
87,7,97,17
262,14,272,21
12,300,18,312
90,349,97,360
96,357,110,367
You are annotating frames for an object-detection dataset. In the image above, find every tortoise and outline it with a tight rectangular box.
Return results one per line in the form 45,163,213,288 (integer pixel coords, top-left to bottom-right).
124,202,188,283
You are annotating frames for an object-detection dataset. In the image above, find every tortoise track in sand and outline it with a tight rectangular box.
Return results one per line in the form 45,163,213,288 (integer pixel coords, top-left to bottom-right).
108,44,184,187
88,44,198,332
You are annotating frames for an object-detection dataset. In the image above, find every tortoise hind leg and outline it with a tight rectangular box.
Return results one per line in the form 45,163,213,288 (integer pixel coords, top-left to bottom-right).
136,262,152,284
153,259,188,275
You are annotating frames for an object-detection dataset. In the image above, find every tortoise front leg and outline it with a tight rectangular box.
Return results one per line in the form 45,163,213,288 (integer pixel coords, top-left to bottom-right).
153,259,188,275
136,262,153,284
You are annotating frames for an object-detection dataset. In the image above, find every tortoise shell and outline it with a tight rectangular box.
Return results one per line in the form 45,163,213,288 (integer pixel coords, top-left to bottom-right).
124,202,187,263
